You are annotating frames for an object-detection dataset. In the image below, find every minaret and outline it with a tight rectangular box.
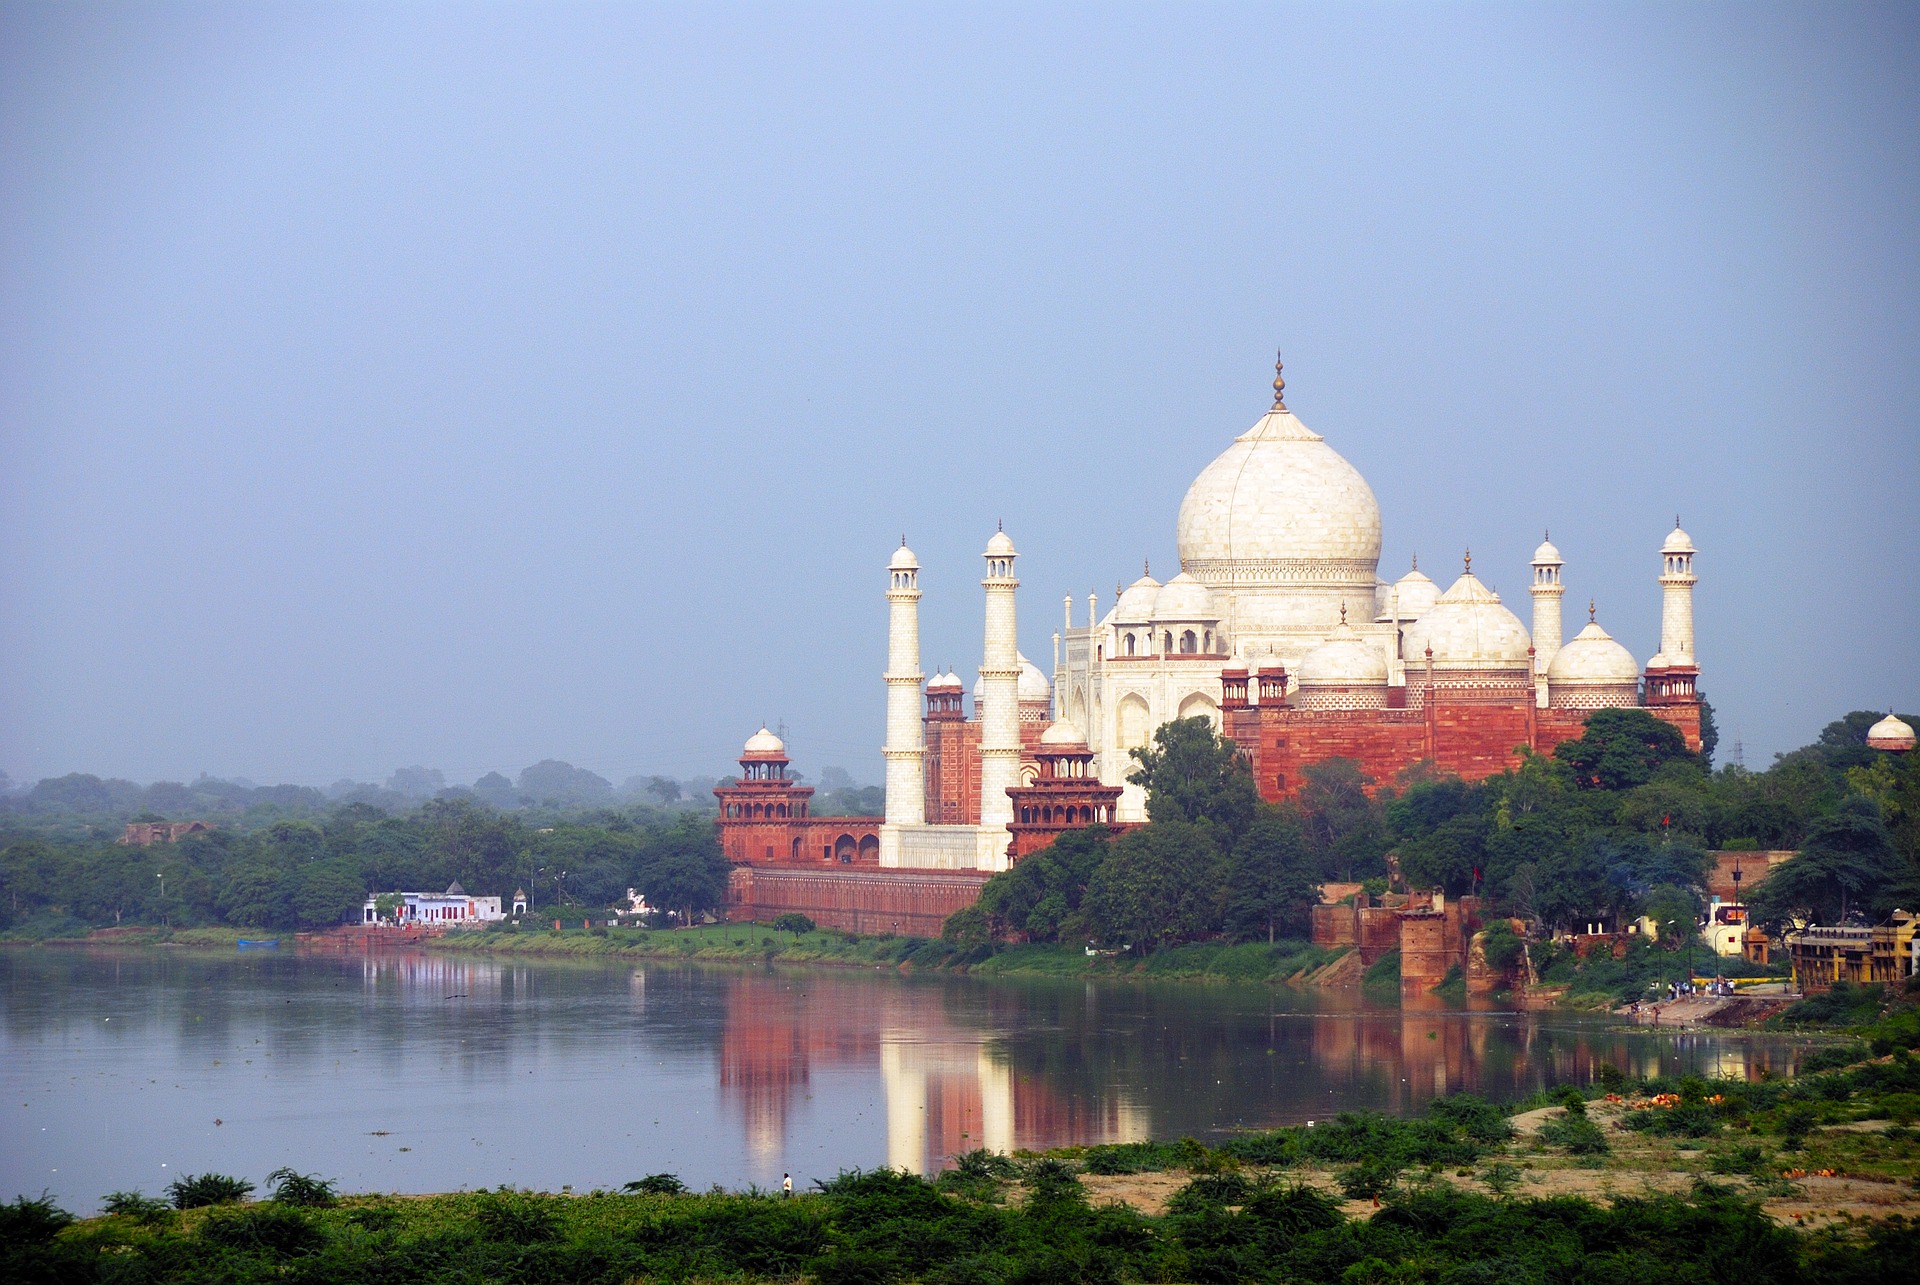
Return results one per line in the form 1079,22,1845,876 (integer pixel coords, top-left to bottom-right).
1530,532,1565,683
977,526,1021,871
878,540,924,865
1654,518,1697,667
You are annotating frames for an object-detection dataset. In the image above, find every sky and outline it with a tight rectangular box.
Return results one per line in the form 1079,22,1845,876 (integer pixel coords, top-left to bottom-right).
2,1,1916,791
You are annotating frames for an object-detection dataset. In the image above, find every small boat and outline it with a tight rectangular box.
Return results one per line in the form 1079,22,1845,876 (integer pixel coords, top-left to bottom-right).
236,939,280,950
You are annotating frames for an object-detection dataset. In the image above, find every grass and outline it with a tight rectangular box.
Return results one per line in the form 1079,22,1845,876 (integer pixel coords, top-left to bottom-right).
428,922,1348,985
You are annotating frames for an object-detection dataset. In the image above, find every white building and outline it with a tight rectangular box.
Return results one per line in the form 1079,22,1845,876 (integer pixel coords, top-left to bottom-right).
361,881,503,926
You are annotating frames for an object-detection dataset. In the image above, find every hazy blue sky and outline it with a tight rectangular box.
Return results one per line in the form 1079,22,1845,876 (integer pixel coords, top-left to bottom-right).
3,2,1915,790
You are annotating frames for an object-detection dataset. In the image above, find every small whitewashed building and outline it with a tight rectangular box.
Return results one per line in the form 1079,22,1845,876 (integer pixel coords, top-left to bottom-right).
361,881,503,927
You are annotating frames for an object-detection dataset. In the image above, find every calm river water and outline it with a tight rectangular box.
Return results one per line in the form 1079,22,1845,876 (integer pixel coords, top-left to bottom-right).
3,947,1812,1212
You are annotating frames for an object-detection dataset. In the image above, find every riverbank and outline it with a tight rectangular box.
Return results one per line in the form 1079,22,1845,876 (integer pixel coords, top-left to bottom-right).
11,1045,1918,1284
421,921,1352,983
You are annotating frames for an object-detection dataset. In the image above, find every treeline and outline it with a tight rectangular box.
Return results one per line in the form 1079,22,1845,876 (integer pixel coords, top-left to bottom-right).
0,797,730,934
950,708,1920,950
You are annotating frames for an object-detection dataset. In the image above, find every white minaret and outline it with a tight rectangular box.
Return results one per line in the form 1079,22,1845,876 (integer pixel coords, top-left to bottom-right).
976,526,1020,871
1652,519,1697,667
1530,533,1565,690
877,540,925,865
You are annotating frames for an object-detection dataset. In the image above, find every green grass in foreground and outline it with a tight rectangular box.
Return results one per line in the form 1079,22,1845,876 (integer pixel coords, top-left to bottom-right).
427,922,1346,983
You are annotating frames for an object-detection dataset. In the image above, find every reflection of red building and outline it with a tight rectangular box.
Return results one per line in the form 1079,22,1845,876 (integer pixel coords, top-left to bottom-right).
716,974,1147,1173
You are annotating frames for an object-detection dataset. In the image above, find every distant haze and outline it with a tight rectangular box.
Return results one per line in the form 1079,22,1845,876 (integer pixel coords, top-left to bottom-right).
3,3,1916,790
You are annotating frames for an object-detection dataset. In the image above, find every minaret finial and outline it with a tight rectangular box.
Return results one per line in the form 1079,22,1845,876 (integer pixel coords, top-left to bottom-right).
1464,548,1472,574
901,533,907,548
1143,558,1150,578
1544,528,1550,542
1411,552,1418,571
1675,514,1682,529
1270,348,1287,410
1589,599,1597,623
1339,601,1348,625
998,518,1003,533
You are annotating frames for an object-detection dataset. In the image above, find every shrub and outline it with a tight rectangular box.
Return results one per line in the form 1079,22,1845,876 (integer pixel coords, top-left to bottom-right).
0,1194,72,1245
1801,1044,1870,1073
101,1190,172,1223
198,1205,324,1256
772,913,817,934
1166,1172,1254,1213
1242,1183,1343,1236
951,1149,1018,1179
471,1188,562,1242
1081,1140,1184,1174
1539,1111,1610,1155
265,1167,337,1207
166,1172,254,1209
1708,1144,1773,1177
624,1173,688,1194
1336,1158,1403,1200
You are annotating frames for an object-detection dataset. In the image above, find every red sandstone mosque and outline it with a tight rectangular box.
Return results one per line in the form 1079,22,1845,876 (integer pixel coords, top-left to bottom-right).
719,355,1704,928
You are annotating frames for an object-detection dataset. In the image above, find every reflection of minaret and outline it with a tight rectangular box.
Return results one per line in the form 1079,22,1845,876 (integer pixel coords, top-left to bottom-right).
719,977,811,1165
881,1035,928,1172
977,1047,1014,1156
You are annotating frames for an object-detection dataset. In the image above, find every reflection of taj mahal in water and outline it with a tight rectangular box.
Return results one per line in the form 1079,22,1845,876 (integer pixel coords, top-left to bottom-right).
718,354,1705,930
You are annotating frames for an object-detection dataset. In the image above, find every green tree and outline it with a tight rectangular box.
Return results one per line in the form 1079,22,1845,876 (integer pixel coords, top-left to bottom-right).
1224,804,1319,943
286,861,365,927
1747,797,1903,932
1125,717,1258,841
1554,708,1697,791
1084,819,1223,950
1299,758,1389,881
974,826,1112,941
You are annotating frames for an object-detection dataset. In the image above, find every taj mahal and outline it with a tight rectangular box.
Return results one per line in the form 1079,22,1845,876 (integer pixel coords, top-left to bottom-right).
716,354,1703,929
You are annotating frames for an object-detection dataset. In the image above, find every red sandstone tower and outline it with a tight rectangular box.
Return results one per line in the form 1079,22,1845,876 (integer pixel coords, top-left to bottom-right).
1005,721,1124,860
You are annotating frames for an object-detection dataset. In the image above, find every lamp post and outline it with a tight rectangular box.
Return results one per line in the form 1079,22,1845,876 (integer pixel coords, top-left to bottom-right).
155,870,167,927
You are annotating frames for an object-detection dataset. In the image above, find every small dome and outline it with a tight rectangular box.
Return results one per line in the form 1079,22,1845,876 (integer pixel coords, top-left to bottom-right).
1377,563,1439,623
985,529,1017,557
972,654,1053,704
1040,719,1087,747
1298,618,1388,687
1662,524,1695,554
1532,537,1563,565
743,726,786,756
1403,569,1532,667
1018,653,1051,701
1113,572,1162,623
1868,713,1917,752
928,670,961,690
1152,572,1217,621
888,543,919,571
1547,619,1640,685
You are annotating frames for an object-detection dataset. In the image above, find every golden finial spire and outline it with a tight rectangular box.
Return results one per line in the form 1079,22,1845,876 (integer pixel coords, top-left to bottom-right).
1589,599,1597,624
1463,548,1472,574
1411,552,1418,571
1270,348,1287,410
1144,558,1150,578
1339,601,1348,625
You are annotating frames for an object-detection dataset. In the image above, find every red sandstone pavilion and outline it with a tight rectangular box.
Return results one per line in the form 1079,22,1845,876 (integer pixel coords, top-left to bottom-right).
719,354,1703,934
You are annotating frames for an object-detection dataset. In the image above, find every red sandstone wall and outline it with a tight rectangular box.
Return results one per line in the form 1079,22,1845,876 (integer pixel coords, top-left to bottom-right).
726,866,991,937
1398,912,1452,993
1231,698,1705,804
1705,851,1790,902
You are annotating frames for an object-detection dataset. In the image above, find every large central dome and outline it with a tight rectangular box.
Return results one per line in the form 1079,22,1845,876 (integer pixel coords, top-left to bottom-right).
1175,397,1382,587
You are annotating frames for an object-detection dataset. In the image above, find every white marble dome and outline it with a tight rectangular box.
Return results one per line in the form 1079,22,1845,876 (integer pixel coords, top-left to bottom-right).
888,543,919,571
743,726,786,755
1868,713,1917,752
1040,719,1088,747
1532,537,1563,565
974,654,1053,705
1378,563,1439,623
1547,619,1640,684
985,529,1017,557
928,670,962,689
1403,569,1532,667
1298,619,1389,687
1112,572,1162,623
1152,572,1217,620
1174,405,1382,580
1662,524,1696,554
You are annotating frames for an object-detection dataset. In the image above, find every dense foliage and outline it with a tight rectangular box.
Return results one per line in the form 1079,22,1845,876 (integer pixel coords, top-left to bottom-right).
0,797,728,933
7,1074,1917,1285
956,707,1920,950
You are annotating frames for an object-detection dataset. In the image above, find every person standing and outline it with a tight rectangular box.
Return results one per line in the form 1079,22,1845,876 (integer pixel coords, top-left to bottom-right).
782,1173,792,1198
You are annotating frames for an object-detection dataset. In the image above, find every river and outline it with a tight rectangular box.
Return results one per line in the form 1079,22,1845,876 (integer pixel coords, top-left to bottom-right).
1,946,1811,1212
